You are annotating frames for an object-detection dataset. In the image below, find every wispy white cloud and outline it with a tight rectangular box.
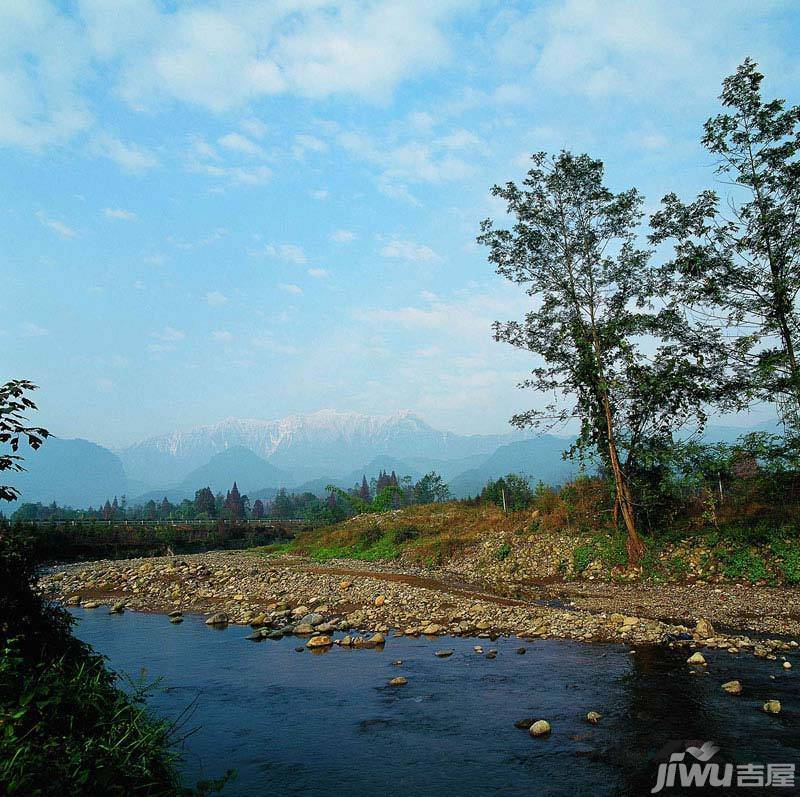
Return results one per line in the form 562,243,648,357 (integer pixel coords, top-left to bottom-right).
151,326,185,342
277,282,302,295
218,131,265,157
104,207,137,220
265,243,307,265
211,329,233,342
21,322,49,337
330,229,357,243
36,210,77,238
204,291,229,307
379,238,439,262
91,133,158,172
307,267,330,278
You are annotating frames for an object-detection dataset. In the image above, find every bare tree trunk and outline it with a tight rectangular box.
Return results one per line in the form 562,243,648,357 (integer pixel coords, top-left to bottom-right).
600,394,645,563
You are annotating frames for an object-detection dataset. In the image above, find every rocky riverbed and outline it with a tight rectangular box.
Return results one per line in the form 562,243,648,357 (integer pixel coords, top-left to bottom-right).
40,551,800,660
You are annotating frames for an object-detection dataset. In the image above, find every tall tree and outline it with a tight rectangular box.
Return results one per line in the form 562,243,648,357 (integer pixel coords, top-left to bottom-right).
0,380,49,502
251,498,265,519
194,486,216,518
479,151,723,562
651,59,800,428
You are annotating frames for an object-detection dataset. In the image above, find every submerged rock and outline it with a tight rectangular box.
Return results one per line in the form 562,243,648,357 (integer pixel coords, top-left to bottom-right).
307,634,333,648
435,649,453,658
586,711,602,724
686,652,707,666
721,680,742,695
388,676,408,686
205,612,228,626
514,718,535,730
108,600,126,615
763,700,781,714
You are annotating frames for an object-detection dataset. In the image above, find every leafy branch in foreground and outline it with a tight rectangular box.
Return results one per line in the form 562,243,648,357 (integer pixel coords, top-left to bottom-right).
0,380,49,502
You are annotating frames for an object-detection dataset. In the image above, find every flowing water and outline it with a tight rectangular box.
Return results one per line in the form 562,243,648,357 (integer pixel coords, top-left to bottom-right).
70,608,800,796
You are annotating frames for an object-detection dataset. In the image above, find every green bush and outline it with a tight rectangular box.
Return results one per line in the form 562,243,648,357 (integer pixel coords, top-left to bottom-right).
0,530,231,796
390,524,420,545
572,544,593,573
494,542,512,561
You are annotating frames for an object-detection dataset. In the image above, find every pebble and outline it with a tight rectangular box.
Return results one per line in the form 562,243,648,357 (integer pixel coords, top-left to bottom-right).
763,700,781,715
389,676,408,686
586,711,602,724
782,661,792,670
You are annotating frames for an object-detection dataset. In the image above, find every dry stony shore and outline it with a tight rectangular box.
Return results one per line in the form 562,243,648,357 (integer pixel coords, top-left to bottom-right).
40,551,799,660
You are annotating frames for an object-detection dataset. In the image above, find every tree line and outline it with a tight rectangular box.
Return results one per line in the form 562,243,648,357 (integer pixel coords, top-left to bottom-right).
480,59,800,562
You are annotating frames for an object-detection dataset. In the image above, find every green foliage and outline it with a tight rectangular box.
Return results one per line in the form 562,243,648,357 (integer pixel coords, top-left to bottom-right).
391,524,420,544
413,472,451,504
494,542,512,561
0,531,229,796
719,549,768,582
572,544,594,573
480,473,534,511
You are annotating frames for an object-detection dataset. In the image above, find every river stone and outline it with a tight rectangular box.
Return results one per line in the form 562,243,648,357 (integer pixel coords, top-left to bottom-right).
340,580,352,589
267,630,284,640
109,600,126,614
587,711,602,724
82,601,100,609
299,613,324,627
250,613,268,627
169,615,183,624
435,649,454,658
306,635,333,648
65,596,80,606
687,652,707,666
516,647,527,655
422,624,442,635
721,680,742,694
529,720,551,737
245,630,265,641
783,661,792,669
294,623,315,635
168,610,183,618
694,618,715,639
369,633,386,645
374,595,386,607
389,676,408,686
339,635,353,647
205,612,228,626
763,700,781,714
292,606,310,617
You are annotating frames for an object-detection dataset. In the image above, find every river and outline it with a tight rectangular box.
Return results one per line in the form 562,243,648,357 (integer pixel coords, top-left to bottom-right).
70,608,799,796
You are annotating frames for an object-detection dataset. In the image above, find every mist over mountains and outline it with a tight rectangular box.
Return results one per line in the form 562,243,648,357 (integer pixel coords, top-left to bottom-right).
5,409,779,509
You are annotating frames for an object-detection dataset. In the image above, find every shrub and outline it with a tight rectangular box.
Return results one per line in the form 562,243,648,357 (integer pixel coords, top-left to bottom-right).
391,524,420,544
572,544,593,573
495,542,512,561
0,530,228,796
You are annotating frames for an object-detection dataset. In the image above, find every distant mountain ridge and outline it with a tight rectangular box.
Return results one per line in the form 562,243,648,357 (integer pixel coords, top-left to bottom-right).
117,409,524,487
6,410,780,509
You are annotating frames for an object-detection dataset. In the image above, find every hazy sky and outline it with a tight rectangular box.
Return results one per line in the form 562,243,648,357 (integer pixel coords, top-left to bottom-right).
3,0,798,447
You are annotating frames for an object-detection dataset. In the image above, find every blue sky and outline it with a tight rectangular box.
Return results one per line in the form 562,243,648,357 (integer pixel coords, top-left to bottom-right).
2,0,799,447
